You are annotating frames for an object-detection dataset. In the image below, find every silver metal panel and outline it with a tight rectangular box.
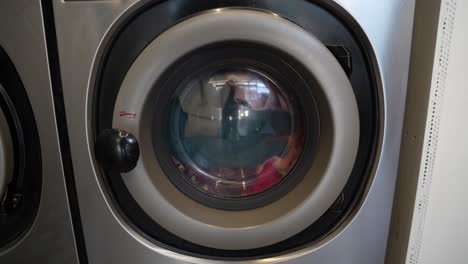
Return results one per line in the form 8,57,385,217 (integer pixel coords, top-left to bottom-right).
0,1,79,263
52,0,415,263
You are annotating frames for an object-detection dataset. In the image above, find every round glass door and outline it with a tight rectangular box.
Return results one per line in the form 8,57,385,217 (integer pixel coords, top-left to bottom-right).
94,5,379,255
168,68,304,199
0,46,42,248
100,8,360,250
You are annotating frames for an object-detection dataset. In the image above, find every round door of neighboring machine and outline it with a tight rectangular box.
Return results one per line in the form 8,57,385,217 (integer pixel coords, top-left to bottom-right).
0,46,42,249
94,1,380,260
0,105,13,200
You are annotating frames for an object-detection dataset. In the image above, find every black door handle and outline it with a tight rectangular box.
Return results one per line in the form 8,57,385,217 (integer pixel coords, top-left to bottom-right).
95,129,140,173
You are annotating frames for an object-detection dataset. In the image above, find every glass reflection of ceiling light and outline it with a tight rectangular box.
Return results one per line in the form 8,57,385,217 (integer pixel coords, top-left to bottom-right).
237,109,250,119
208,80,270,95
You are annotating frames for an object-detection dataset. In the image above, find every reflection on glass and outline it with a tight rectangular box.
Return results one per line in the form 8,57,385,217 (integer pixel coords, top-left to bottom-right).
169,68,304,198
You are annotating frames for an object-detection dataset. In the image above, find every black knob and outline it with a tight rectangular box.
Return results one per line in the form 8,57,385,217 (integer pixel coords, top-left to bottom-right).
95,129,140,173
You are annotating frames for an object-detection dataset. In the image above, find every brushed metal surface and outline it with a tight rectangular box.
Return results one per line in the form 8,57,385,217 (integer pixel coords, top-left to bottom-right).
0,1,79,263
52,0,415,263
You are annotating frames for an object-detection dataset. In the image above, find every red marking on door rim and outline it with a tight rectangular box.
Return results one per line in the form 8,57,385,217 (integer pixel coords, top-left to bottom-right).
119,111,137,119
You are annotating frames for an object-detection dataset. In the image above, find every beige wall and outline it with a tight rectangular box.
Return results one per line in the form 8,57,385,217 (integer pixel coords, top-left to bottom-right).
385,0,441,263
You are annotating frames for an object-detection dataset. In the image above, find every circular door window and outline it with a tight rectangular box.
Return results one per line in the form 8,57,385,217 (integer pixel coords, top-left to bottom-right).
166,66,308,202
94,3,380,258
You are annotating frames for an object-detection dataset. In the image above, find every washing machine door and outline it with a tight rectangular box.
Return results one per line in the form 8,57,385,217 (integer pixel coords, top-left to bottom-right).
0,103,13,200
95,8,360,251
0,46,42,248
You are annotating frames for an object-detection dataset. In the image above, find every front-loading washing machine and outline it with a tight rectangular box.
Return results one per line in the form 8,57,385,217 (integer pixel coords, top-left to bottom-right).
52,0,415,263
0,1,80,263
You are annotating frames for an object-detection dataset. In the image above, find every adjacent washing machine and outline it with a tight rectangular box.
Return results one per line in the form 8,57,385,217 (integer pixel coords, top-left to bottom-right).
52,0,415,263
0,1,80,263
